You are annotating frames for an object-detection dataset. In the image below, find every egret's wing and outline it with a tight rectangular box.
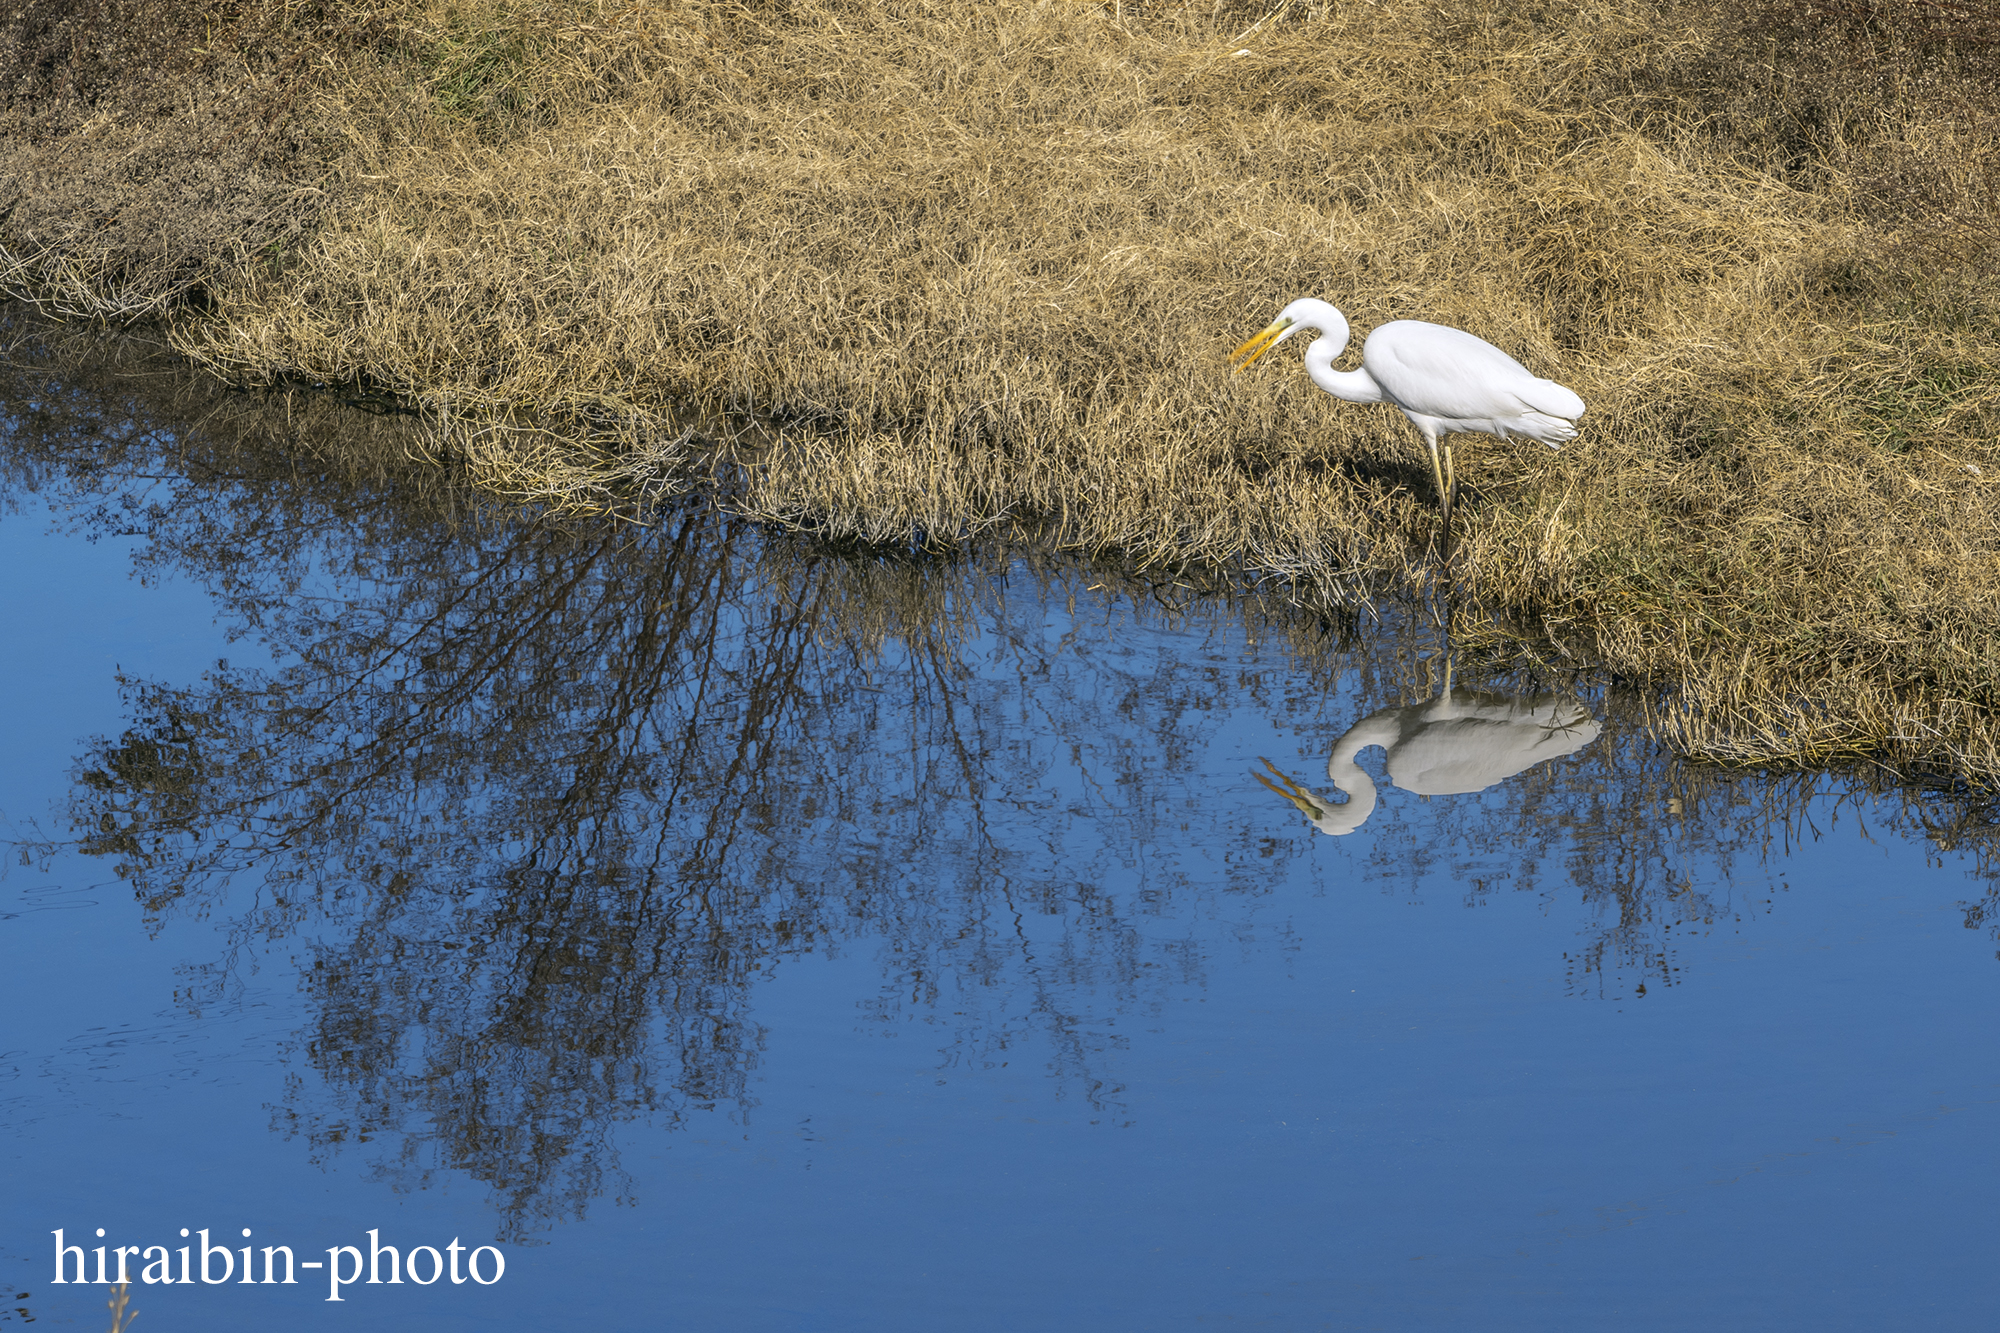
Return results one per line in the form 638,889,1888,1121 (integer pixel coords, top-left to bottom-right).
1510,375,1586,422
1389,711,1603,795
1363,321,1583,423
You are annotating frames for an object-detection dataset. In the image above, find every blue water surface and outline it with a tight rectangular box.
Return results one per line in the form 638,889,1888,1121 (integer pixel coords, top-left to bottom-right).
1,350,1995,1333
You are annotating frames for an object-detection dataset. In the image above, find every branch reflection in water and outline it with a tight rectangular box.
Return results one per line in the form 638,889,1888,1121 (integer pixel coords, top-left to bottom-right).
9,313,2000,1245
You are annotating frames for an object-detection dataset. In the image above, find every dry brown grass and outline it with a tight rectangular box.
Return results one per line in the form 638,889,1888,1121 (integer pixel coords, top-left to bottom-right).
5,0,2000,780
0,0,392,319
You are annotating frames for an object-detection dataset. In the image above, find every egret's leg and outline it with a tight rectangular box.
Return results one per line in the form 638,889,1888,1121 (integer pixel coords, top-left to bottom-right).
1425,438,1449,515
1443,439,1458,515
1421,434,1454,553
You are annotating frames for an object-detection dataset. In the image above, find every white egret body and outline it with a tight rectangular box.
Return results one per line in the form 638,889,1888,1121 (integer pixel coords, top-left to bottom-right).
1230,298,1584,523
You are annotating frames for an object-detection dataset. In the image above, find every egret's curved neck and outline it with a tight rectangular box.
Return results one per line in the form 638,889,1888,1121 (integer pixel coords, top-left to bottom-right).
1278,299,1383,405
1317,713,1400,835
1303,334,1385,405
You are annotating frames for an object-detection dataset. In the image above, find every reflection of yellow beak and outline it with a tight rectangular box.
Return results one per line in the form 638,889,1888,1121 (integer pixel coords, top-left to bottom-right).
1229,317,1294,372
1252,756,1324,821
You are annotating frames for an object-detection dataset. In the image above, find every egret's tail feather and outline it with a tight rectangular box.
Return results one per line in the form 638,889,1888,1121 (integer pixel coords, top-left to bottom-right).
1515,410,1581,448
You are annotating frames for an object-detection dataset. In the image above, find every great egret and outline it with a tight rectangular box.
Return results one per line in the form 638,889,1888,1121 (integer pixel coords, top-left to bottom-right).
1254,688,1601,836
1229,298,1584,526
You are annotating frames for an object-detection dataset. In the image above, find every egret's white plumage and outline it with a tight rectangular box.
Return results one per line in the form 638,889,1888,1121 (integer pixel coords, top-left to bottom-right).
1229,297,1583,523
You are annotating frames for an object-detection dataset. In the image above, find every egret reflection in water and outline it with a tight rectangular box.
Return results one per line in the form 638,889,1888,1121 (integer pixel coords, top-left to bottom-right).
1256,685,1602,835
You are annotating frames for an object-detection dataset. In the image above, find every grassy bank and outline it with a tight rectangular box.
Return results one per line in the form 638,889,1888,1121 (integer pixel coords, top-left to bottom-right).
5,0,2000,779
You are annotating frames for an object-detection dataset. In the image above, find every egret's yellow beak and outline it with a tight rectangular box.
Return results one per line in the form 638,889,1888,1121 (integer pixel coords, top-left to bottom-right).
1252,757,1324,821
1229,316,1294,372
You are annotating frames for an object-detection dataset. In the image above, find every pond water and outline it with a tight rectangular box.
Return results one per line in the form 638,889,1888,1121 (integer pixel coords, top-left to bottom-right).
2,327,1997,1332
